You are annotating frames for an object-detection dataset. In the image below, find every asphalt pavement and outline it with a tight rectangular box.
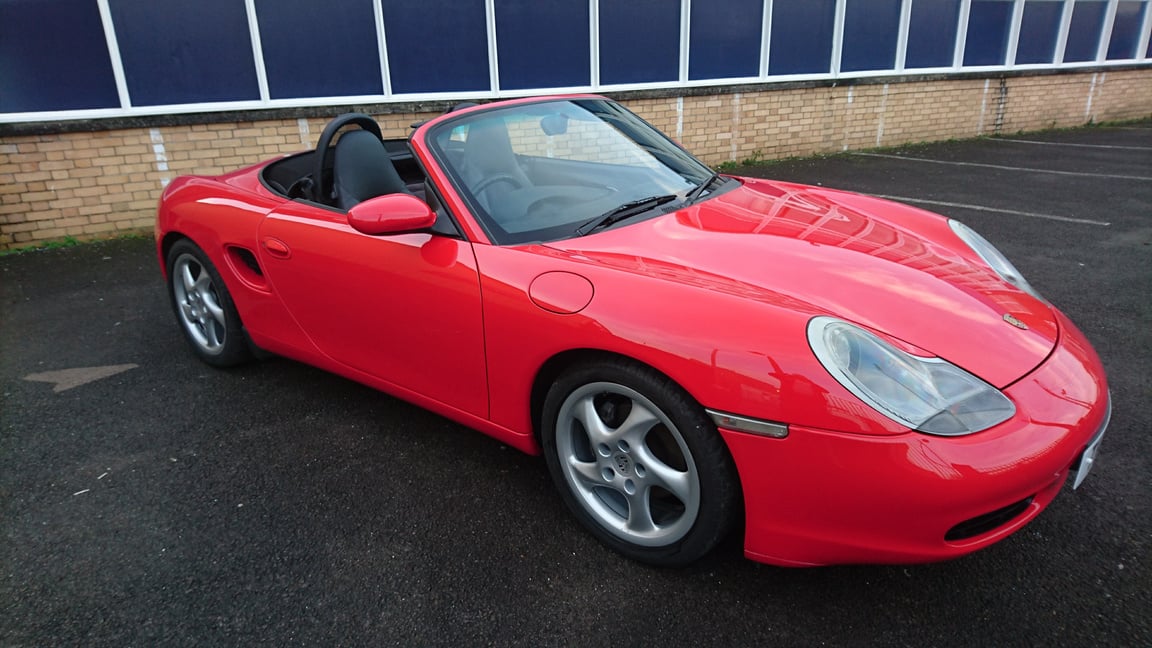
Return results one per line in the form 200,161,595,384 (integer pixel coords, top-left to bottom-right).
2,123,1150,646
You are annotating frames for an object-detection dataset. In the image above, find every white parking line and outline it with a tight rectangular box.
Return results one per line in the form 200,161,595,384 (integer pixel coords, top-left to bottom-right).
870,194,1111,227
989,138,1152,151
855,152,1152,181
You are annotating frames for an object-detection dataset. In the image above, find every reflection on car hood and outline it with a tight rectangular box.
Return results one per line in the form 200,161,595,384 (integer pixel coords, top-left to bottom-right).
546,177,1058,387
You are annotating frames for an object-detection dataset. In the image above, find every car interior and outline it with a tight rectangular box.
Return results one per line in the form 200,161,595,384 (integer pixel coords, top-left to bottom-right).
261,113,429,208
259,102,710,245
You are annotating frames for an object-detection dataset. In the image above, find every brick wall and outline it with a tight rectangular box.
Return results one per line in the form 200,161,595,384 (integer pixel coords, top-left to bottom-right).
628,69,1151,166
1,69,1149,250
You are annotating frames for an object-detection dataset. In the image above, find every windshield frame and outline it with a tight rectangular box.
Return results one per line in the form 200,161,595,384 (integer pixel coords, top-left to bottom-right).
424,97,722,245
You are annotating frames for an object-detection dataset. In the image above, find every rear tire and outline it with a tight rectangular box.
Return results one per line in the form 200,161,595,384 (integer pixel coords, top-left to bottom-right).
166,239,251,367
541,359,739,566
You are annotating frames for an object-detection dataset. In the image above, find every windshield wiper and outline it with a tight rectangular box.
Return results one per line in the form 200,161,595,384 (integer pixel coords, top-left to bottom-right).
574,194,678,236
684,171,724,204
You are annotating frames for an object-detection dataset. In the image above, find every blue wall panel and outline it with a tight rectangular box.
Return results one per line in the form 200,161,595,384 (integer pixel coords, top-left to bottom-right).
905,0,961,68
383,0,489,93
1017,1,1064,64
2,0,1146,118
495,0,588,90
689,0,762,79
841,0,902,72
0,0,120,112
1106,1,1149,59
964,0,1014,66
109,0,259,106
769,0,836,75
257,0,382,99
1064,0,1108,61
601,0,680,84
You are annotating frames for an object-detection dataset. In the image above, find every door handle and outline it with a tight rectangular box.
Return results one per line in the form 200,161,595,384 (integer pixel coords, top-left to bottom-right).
262,237,291,259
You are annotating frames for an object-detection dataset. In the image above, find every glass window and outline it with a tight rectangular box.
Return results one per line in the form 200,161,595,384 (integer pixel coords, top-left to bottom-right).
428,99,710,245
600,0,680,84
905,0,962,68
495,0,589,90
383,0,490,94
257,0,382,99
1064,0,1108,61
506,114,667,167
1106,1,1149,59
964,0,1014,66
769,0,837,75
841,0,903,72
0,0,119,112
689,0,763,79
109,0,259,106
1017,1,1065,64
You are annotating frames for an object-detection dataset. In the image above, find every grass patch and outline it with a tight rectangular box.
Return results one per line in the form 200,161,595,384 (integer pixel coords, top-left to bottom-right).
0,232,149,257
1021,114,1152,135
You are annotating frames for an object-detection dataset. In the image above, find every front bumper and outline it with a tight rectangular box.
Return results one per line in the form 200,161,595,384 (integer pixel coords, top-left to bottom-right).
721,313,1110,566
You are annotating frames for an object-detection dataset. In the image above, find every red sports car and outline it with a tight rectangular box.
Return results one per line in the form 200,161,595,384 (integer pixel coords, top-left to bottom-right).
156,95,1109,567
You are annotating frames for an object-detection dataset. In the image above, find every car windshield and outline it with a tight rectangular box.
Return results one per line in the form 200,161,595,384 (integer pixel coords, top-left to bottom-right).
426,99,718,245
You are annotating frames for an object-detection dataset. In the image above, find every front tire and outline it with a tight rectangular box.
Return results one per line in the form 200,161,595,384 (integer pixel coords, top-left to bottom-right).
166,239,251,367
541,360,739,566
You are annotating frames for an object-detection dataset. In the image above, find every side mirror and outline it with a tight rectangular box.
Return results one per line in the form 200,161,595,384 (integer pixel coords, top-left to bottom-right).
347,194,437,236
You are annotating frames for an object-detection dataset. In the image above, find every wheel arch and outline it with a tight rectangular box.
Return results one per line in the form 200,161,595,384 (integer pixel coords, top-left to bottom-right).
159,231,188,274
532,345,746,565
529,348,708,446
164,236,255,367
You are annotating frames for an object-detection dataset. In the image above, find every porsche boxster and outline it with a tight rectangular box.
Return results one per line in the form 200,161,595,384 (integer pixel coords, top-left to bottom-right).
156,96,1109,567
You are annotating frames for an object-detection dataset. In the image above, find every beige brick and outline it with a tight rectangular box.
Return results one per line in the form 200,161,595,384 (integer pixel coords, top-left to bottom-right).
20,208,60,221
6,221,39,233
79,204,114,216
82,221,120,234
49,197,85,209
52,216,89,229
96,174,132,187
22,190,56,202
39,160,75,171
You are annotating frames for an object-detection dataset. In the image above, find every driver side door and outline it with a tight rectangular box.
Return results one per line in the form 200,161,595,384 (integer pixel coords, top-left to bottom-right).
256,200,488,418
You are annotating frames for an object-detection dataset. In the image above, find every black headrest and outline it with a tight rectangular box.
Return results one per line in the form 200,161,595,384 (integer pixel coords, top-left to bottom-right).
333,130,409,209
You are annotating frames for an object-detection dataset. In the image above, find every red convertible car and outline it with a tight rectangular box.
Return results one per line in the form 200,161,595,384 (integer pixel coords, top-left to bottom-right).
156,96,1109,567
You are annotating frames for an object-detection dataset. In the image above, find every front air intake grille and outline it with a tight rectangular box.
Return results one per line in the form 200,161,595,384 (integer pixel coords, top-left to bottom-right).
945,496,1035,542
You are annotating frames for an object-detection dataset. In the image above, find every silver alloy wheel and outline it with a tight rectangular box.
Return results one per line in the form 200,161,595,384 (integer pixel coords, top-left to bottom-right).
554,381,701,547
171,252,227,355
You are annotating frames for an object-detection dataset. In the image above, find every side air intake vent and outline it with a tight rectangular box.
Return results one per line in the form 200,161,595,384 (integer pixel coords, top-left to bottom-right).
225,245,267,290
227,246,262,277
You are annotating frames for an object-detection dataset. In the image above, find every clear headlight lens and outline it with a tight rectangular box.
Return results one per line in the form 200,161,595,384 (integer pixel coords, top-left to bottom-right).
949,219,1043,301
808,317,1016,436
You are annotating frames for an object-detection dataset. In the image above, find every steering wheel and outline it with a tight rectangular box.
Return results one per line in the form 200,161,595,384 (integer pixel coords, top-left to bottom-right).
523,187,618,221
523,194,584,220
471,174,525,196
311,113,384,204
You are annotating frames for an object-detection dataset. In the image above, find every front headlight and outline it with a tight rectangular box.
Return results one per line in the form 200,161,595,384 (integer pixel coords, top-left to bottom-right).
808,317,1016,436
948,219,1043,301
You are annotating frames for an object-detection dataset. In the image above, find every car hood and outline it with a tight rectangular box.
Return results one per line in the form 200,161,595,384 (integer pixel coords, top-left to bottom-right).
544,177,1058,388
